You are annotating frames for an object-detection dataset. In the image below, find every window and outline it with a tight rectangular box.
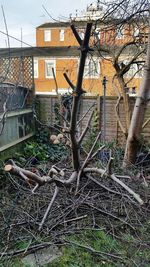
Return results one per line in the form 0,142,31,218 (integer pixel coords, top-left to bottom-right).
45,59,56,78
123,60,144,78
95,29,101,40
34,59,38,78
133,27,140,37
78,29,84,39
60,29,64,41
127,64,143,78
44,30,51,42
84,57,100,79
98,31,101,40
116,28,123,39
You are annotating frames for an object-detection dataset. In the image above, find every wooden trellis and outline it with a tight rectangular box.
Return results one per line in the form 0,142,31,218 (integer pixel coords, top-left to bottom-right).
0,56,34,89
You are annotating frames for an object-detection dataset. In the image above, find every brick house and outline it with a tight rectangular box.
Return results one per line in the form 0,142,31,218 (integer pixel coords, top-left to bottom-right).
0,3,146,96
34,3,146,96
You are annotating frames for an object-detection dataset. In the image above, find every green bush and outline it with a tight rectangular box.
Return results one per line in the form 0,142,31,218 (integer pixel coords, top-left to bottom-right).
23,141,68,162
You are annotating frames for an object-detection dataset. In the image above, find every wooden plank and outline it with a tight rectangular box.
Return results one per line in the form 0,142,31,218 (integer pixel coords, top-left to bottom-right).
0,133,34,152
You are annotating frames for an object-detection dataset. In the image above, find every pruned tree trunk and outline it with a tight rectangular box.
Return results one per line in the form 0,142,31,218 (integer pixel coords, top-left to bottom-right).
69,23,92,171
113,58,131,139
123,16,150,166
117,75,131,137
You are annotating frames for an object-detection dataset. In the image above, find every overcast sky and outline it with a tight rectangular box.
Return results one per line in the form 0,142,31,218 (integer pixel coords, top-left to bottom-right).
0,0,93,47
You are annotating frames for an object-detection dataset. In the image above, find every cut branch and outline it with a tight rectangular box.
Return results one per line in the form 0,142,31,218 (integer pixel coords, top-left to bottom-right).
63,72,75,90
52,67,58,95
112,75,126,135
4,163,78,188
76,131,101,193
77,102,96,126
4,164,48,186
38,186,59,231
71,24,82,45
142,116,150,129
78,110,94,145
84,168,144,205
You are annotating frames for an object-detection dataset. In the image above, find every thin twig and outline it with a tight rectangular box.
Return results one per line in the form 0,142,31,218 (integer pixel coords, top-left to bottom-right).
78,110,94,145
77,102,96,126
86,202,135,230
63,239,123,260
76,131,101,194
38,186,59,231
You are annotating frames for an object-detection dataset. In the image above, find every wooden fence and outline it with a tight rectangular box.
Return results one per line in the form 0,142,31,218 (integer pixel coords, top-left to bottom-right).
0,56,35,155
36,94,150,145
0,87,34,153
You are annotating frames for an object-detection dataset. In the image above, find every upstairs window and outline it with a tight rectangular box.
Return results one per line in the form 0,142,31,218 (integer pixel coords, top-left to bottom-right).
34,59,38,78
95,29,101,40
45,59,55,78
133,27,140,37
126,63,143,78
44,30,51,42
78,29,84,39
60,29,64,41
116,28,124,39
84,57,100,79
123,60,144,78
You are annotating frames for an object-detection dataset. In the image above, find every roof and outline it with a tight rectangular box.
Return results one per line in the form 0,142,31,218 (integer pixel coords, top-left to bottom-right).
36,20,102,29
36,21,71,28
0,44,139,59
0,46,101,58
36,13,149,29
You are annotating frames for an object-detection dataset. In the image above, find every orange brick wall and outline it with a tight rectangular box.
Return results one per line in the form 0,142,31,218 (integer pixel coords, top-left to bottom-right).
35,23,144,95
35,56,139,95
36,23,148,48
36,27,79,47
35,58,78,93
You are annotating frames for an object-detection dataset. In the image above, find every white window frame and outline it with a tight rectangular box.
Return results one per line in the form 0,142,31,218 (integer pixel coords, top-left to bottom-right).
84,57,100,79
45,59,56,79
44,30,51,42
34,58,38,78
60,29,65,41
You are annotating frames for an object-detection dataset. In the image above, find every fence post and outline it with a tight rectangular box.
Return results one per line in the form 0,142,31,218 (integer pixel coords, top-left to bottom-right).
102,76,107,142
97,95,101,134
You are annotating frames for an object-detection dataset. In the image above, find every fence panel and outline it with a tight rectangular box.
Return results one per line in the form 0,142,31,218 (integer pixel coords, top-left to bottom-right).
0,56,34,154
37,94,150,145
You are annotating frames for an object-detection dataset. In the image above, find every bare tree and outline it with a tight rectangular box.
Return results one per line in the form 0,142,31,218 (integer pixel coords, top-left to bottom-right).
86,0,150,166
92,0,149,138
124,14,150,166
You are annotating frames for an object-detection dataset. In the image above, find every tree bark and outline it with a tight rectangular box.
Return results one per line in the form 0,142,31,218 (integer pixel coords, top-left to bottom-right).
124,16,150,166
117,75,131,137
69,23,92,171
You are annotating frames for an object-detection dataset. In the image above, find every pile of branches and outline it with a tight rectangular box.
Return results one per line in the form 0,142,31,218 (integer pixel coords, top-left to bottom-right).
0,157,150,259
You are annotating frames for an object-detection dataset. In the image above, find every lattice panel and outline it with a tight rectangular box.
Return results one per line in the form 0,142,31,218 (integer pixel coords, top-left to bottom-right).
0,56,33,89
